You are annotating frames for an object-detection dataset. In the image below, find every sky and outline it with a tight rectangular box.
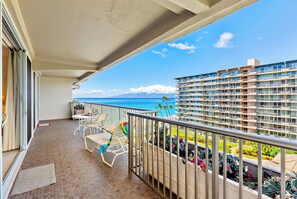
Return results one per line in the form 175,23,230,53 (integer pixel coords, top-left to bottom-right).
74,0,297,98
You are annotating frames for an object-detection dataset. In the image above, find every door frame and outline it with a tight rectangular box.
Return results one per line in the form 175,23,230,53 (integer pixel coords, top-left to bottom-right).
1,4,32,198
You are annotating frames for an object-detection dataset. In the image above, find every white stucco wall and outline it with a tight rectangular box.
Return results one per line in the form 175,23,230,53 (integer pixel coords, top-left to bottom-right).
40,76,75,120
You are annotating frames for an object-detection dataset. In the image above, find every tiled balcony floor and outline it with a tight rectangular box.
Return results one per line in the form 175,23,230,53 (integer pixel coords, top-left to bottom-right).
9,120,160,199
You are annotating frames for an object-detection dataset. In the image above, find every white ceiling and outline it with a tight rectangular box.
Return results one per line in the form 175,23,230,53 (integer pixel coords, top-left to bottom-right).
41,71,86,78
5,0,257,83
18,0,167,66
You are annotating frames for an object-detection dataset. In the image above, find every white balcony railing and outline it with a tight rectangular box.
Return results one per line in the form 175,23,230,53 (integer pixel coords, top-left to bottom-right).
128,112,297,199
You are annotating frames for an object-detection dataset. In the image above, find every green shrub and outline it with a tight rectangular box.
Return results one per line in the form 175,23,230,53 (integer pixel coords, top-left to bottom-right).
251,143,282,158
270,147,281,157
244,140,254,146
171,129,296,158
243,146,258,156
218,141,237,153
234,145,258,157
286,149,297,154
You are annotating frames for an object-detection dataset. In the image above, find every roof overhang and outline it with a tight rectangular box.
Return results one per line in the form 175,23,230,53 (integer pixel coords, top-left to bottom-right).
4,0,257,85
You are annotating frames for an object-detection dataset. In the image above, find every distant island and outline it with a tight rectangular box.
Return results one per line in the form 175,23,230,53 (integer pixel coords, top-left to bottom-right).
112,92,176,98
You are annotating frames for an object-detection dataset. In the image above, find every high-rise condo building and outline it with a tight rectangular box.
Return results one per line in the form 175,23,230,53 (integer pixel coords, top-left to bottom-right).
176,59,297,139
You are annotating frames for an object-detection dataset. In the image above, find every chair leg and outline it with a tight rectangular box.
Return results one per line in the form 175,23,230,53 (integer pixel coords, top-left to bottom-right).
84,137,94,152
83,127,87,138
101,153,118,167
100,150,128,167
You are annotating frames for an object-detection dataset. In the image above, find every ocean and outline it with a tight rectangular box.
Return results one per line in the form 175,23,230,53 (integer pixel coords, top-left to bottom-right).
74,98,176,116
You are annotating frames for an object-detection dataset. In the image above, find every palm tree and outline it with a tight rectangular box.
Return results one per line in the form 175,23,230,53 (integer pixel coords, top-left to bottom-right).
162,96,169,102
162,96,171,118
169,105,173,119
157,103,164,117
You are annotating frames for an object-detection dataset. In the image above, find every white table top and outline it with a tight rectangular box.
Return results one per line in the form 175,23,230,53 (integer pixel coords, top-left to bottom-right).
72,114,92,119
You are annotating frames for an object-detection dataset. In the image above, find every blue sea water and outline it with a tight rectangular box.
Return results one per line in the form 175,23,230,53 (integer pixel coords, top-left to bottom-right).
74,98,176,116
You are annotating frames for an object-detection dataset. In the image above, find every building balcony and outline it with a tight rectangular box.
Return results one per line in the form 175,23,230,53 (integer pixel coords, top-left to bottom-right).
257,84,283,88
281,114,291,118
19,102,295,199
257,98,284,102
257,105,283,110
258,119,287,125
257,91,287,95
8,119,159,198
281,99,291,102
257,112,281,116
281,106,291,110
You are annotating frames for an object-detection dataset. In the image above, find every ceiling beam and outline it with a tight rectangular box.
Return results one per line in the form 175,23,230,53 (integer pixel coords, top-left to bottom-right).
33,60,97,71
198,0,212,7
162,0,257,42
78,72,95,81
167,0,210,14
152,0,185,15
41,74,79,80
152,0,210,15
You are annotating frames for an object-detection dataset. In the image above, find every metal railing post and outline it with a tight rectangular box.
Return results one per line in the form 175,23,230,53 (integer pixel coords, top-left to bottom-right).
223,136,227,199
212,134,219,199
239,140,243,199
281,148,286,199
257,143,262,199
205,132,209,199
128,114,133,177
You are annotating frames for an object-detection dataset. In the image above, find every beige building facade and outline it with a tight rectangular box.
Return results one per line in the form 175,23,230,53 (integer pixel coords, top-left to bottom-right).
176,59,297,139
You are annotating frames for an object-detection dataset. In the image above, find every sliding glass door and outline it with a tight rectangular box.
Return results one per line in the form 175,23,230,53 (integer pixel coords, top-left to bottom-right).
2,5,31,198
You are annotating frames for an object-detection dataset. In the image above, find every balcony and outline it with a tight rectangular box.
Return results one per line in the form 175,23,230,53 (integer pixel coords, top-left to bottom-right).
3,1,297,199
8,119,159,199
6,96,297,199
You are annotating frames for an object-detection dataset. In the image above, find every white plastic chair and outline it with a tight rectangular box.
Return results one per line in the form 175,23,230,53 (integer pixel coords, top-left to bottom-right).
83,113,108,137
84,122,128,167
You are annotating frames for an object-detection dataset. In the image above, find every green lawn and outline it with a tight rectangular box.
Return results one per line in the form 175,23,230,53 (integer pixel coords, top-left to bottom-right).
165,127,291,160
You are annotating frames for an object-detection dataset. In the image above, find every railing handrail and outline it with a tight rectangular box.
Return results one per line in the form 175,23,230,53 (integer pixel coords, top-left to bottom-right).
128,112,297,151
72,101,155,112
137,110,159,114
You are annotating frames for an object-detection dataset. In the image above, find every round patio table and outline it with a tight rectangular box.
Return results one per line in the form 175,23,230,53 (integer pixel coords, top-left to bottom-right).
72,114,92,135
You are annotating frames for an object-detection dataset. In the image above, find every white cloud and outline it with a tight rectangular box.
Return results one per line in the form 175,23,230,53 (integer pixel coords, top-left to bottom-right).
151,48,168,58
129,84,176,94
151,50,166,58
83,89,104,95
213,32,234,48
73,89,122,98
168,42,196,50
168,42,196,53
74,84,177,98
111,89,122,92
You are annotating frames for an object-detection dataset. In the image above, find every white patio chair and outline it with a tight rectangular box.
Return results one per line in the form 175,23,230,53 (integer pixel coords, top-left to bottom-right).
83,113,108,137
84,122,128,167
